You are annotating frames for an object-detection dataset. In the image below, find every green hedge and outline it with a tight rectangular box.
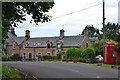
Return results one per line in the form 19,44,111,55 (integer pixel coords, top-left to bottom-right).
2,54,22,61
42,56,57,61
57,51,66,59
82,48,95,63
66,48,83,60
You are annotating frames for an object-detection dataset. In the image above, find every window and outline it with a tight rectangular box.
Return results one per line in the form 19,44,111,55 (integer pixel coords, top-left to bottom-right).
24,53,26,55
13,43,16,49
23,53,26,60
57,44,61,48
47,44,50,48
38,53,41,56
47,53,50,56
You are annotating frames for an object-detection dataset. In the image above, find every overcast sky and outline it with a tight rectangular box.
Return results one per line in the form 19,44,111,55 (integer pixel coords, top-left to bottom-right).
15,0,119,37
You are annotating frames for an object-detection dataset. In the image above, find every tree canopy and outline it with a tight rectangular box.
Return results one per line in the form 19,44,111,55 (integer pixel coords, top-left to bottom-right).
81,25,100,37
81,23,120,42
2,2,54,43
101,22,120,42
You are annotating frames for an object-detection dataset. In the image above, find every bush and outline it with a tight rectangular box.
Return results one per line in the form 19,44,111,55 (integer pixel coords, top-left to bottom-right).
91,40,103,56
2,55,9,61
10,54,22,61
66,48,83,60
57,51,66,59
43,56,52,60
82,48,95,63
2,54,22,61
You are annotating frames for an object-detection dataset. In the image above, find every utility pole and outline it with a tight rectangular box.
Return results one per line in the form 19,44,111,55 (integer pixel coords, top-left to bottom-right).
103,0,106,42
103,0,106,63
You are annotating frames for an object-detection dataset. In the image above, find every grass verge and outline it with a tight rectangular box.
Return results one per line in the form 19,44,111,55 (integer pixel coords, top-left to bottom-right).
2,65,21,79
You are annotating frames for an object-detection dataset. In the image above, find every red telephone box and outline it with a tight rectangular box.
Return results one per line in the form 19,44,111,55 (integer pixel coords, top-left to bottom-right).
103,42,117,65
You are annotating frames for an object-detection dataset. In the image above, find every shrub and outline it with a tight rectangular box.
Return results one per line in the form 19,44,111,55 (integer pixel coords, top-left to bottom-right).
10,54,22,61
91,40,103,56
57,51,66,59
82,48,95,63
2,54,22,61
66,48,82,59
2,55,9,61
43,56,52,60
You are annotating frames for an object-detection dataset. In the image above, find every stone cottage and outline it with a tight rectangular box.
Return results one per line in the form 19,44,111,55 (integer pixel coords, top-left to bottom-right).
4,26,98,60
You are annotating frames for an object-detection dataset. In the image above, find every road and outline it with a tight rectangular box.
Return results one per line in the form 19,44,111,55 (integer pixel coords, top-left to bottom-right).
2,61,118,78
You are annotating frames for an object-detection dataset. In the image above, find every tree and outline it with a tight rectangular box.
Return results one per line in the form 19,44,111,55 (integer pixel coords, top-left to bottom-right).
81,25,100,37
2,2,54,43
101,22,120,42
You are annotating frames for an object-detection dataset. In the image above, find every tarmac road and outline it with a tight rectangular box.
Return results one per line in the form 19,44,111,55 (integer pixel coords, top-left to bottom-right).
2,61,118,79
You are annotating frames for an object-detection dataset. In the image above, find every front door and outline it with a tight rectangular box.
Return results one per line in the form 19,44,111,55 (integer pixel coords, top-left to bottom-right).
29,53,32,61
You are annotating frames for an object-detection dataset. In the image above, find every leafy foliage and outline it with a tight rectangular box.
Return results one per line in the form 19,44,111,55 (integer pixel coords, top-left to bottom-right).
10,54,23,61
2,54,22,61
91,40,103,56
82,48,95,63
66,48,82,59
2,2,54,43
57,51,66,59
101,22,120,42
81,25,100,37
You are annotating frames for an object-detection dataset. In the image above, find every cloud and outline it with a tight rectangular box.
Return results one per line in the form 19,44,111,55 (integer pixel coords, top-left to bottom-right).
16,0,119,37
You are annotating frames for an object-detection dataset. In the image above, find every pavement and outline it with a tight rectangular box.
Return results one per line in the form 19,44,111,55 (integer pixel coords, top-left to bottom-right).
2,61,119,78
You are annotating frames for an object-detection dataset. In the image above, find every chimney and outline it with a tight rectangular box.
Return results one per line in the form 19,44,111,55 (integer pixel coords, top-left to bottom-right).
60,29,64,39
84,26,89,37
10,27,16,36
25,30,30,39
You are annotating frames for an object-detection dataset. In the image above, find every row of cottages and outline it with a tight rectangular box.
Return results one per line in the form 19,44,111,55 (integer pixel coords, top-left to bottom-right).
4,26,98,60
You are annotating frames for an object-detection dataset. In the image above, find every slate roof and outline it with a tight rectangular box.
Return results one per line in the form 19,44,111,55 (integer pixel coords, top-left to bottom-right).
27,37,59,47
6,32,25,45
62,36,83,47
26,35,84,47
6,32,97,48
6,37,25,45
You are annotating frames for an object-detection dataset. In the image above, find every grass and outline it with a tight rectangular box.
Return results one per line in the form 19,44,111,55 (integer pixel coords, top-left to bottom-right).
2,65,21,80
0,64,2,80
66,61,120,69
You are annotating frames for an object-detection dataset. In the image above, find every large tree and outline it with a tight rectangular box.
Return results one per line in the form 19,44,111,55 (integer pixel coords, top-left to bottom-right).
101,22,120,42
2,2,54,43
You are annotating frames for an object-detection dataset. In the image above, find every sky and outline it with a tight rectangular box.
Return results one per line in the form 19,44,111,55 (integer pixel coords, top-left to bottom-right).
15,0,119,38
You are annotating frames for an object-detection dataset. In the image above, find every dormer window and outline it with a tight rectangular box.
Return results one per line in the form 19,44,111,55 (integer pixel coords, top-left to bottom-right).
47,44,50,48
57,43,61,49
47,40,51,49
13,43,16,49
57,40,61,49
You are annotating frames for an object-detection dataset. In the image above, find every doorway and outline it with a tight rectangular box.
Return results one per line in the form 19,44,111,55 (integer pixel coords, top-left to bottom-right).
29,53,32,61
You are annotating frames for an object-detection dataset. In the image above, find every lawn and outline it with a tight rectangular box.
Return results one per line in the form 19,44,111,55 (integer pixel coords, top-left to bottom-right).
2,65,21,80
